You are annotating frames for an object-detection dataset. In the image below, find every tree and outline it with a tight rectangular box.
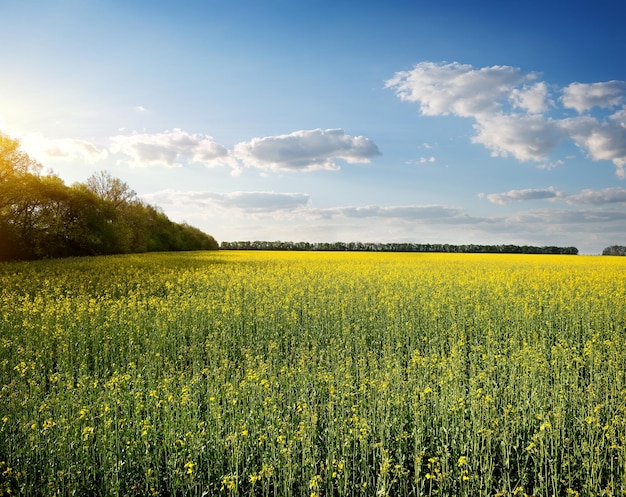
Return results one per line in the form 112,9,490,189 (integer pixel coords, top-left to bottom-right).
602,245,626,256
85,170,137,208
1,133,219,260
0,132,41,180
0,133,45,259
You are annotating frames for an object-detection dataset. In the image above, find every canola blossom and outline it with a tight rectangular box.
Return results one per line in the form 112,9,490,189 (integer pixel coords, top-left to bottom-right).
0,251,625,496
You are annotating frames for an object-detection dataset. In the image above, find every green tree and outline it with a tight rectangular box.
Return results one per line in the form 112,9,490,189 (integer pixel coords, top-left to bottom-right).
1,134,219,260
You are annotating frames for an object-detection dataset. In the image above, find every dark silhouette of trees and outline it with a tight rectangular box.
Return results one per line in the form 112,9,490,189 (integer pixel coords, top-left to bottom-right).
0,132,218,261
221,240,579,255
602,245,626,256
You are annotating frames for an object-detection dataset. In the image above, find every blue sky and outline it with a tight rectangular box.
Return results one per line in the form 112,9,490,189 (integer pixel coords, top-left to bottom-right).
2,0,626,253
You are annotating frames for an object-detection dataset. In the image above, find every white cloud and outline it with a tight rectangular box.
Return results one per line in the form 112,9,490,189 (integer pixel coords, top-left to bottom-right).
564,187,626,205
142,190,311,213
561,81,626,113
388,61,626,178
509,207,626,225
385,61,535,118
481,186,626,206
110,128,231,168
233,128,381,172
510,82,553,114
537,159,564,171
21,133,108,163
10,126,381,175
560,115,626,178
479,187,561,205
312,204,470,221
472,114,564,162
407,156,436,165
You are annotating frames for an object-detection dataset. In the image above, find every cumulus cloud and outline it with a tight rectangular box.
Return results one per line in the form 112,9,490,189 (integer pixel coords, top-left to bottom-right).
385,61,535,118
110,128,231,168
14,126,381,175
387,61,626,177
510,82,553,114
479,187,561,205
472,114,564,162
560,115,626,178
233,128,381,172
21,134,108,163
561,81,626,113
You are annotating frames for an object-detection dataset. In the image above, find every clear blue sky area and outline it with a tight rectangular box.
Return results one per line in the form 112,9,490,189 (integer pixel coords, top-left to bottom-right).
2,0,626,253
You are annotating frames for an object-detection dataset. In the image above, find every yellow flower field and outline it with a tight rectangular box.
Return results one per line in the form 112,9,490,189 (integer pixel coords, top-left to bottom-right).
0,251,625,496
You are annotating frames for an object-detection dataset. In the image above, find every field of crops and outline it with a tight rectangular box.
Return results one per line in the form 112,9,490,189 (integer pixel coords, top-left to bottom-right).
1,251,625,496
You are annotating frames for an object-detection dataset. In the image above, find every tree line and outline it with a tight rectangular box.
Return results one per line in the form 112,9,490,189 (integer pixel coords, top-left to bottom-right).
221,240,579,255
602,245,626,256
0,132,218,261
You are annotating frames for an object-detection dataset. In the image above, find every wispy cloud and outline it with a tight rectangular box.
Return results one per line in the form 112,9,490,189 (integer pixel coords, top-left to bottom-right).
142,190,311,213
386,61,626,178
407,156,436,165
481,186,626,206
479,187,561,205
311,204,471,222
508,207,626,225
21,133,108,163
145,188,625,252
564,187,626,205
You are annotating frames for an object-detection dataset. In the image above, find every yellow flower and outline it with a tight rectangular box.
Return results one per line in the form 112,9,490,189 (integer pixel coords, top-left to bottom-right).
249,473,261,484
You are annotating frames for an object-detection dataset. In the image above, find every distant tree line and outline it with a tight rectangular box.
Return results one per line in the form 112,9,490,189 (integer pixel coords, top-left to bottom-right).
221,240,579,255
0,132,218,261
602,245,626,256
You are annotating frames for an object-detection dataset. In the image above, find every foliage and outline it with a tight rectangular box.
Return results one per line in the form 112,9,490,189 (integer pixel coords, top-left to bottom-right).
0,132,218,260
603,245,626,256
221,240,579,255
1,251,625,496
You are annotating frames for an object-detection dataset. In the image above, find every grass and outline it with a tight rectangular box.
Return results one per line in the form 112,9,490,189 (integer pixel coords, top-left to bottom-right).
1,251,625,496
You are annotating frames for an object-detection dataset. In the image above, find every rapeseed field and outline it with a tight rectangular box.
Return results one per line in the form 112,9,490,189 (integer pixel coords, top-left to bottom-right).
0,251,625,496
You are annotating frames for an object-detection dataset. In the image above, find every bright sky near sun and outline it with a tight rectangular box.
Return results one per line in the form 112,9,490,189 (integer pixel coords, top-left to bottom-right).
2,0,626,254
